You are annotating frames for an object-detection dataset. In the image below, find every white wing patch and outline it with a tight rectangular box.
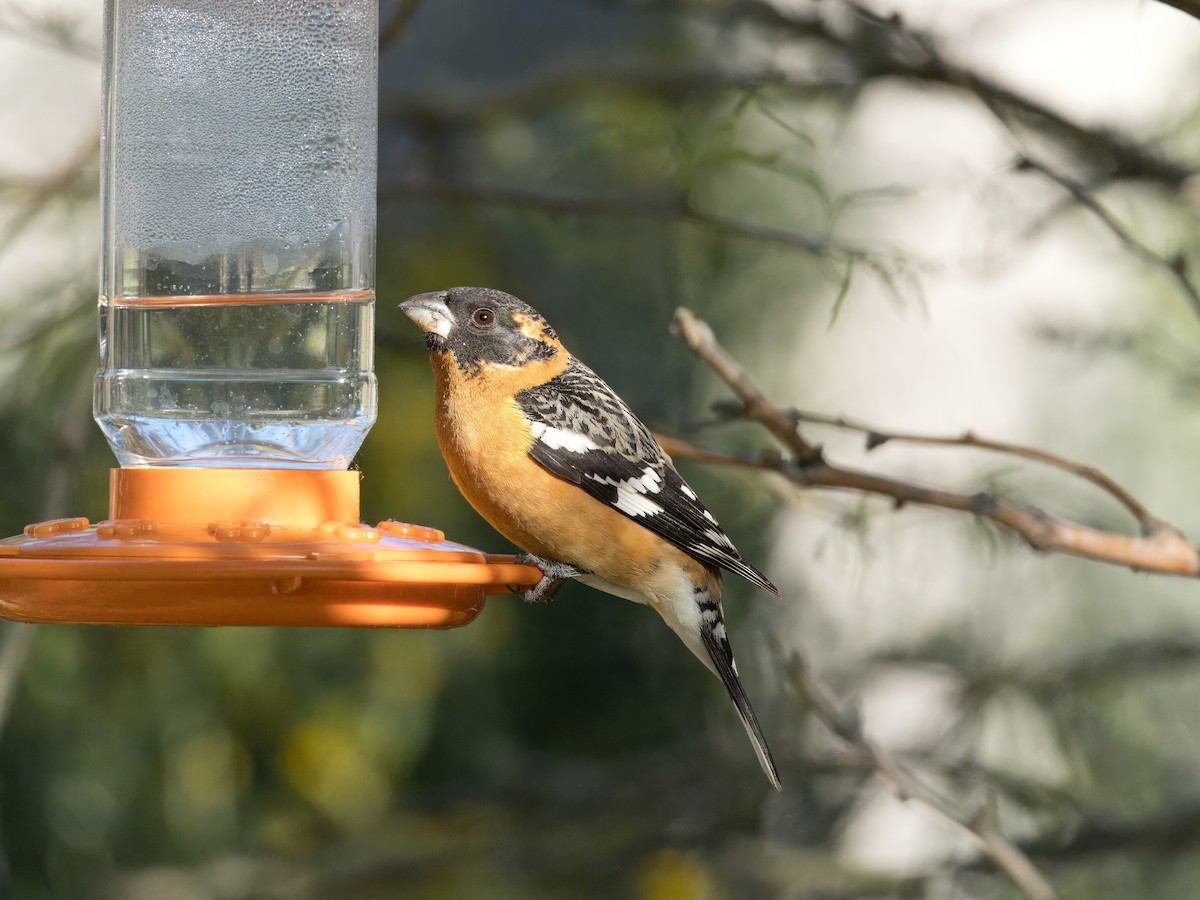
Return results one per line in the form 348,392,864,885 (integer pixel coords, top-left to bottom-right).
588,465,665,518
529,421,600,453
704,527,735,550
614,490,665,517
516,359,778,596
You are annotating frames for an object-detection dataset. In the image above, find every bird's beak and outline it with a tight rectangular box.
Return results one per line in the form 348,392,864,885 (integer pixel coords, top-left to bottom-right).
400,292,455,338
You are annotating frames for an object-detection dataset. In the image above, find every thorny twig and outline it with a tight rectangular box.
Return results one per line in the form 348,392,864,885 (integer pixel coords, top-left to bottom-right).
668,308,1200,577
791,654,1059,900
784,409,1160,535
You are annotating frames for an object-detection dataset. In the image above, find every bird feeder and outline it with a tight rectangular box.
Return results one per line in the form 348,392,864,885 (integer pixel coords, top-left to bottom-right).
0,0,538,627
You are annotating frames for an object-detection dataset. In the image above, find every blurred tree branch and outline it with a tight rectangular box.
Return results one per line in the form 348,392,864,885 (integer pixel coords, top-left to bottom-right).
1027,802,1200,859
1016,154,1200,322
0,3,100,60
875,636,1200,700
0,134,98,255
662,305,1200,898
385,7,1195,192
0,356,92,740
791,654,1059,900
381,178,907,278
734,0,1197,189
664,311,1064,897
666,308,1200,577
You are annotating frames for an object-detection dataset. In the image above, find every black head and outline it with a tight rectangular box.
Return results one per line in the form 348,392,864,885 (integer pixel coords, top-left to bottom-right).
400,287,562,374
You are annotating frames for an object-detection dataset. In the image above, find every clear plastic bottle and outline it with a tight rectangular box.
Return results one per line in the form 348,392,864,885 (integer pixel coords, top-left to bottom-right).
94,0,378,469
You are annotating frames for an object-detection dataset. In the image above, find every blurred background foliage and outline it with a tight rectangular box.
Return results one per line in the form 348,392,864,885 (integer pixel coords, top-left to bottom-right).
4,0,1200,897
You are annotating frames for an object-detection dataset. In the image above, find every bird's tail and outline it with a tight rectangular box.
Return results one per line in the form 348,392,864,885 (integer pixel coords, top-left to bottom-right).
695,594,782,791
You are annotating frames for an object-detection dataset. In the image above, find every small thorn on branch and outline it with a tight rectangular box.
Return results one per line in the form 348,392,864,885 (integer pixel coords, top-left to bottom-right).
789,407,1167,538
969,491,1001,516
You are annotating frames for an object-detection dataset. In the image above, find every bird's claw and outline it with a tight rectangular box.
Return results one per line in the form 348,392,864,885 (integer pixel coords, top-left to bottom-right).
516,577,567,604
509,553,588,603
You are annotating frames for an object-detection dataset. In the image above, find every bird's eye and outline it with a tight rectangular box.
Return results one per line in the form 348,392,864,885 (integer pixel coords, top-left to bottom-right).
472,307,496,328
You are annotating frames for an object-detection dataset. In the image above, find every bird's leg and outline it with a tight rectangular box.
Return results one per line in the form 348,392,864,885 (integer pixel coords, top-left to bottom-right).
509,553,588,603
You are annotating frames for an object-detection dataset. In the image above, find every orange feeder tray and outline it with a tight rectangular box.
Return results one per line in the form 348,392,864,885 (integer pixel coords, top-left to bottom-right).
0,468,540,628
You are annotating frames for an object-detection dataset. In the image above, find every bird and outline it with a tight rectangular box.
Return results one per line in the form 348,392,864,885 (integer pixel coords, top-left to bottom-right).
400,286,781,790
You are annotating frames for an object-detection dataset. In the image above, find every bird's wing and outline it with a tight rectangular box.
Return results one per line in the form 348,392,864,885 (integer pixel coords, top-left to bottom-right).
515,359,778,595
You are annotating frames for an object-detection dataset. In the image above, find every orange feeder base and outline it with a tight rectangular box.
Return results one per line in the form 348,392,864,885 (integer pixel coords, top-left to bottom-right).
0,469,541,628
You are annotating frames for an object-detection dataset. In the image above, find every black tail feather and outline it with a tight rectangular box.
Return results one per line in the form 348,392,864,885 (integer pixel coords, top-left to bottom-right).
699,603,781,791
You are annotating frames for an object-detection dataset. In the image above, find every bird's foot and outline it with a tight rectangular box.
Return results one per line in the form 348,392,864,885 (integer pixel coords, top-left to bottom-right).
509,553,588,603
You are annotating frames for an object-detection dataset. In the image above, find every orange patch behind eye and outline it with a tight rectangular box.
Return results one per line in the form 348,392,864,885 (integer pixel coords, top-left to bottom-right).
513,312,548,341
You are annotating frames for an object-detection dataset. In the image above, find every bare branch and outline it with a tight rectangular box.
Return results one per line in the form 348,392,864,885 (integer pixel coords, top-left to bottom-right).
664,308,1200,577
1018,154,1200,323
792,654,1059,900
670,308,822,464
788,409,1161,535
660,433,1200,575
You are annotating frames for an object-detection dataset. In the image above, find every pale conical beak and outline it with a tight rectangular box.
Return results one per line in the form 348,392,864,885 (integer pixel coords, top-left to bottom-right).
400,292,455,338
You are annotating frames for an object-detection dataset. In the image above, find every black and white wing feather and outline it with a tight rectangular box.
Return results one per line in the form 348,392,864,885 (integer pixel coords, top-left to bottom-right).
515,358,778,595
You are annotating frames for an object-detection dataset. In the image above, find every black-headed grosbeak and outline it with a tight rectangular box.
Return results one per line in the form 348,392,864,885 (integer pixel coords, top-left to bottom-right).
400,286,781,789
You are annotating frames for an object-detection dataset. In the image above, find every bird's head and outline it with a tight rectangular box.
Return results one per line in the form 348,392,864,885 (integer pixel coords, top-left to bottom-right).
400,287,564,375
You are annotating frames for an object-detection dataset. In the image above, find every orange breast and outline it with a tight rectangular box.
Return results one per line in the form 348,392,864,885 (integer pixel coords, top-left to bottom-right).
429,351,696,593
